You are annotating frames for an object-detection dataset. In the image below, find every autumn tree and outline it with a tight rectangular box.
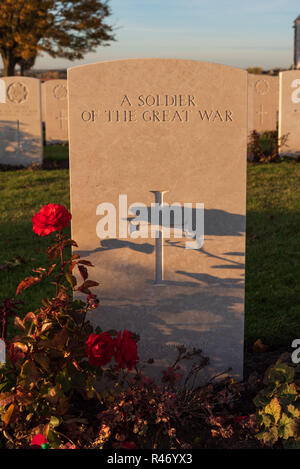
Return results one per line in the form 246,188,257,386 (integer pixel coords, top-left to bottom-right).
0,0,115,76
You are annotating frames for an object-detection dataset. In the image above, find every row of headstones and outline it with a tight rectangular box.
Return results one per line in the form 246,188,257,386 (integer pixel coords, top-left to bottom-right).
0,70,299,167
1,62,300,383
0,78,67,166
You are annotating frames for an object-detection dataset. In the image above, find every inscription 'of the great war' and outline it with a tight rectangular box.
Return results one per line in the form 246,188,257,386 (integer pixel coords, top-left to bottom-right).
81,94,234,124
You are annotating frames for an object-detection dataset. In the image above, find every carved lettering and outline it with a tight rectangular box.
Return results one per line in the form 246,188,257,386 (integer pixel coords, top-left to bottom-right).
81,95,234,124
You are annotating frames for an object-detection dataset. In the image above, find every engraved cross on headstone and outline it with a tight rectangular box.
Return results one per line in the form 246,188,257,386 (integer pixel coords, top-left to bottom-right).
55,111,67,129
256,104,268,125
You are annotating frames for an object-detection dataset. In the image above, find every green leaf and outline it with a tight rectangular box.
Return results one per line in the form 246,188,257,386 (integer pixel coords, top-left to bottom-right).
50,415,61,429
278,413,296,440
286,404,300,419
259,411,272,429
65,272,77,288
264,362,295,386
265,397,281,424
256,427,278,445
253,387,274,408
47,429,63,449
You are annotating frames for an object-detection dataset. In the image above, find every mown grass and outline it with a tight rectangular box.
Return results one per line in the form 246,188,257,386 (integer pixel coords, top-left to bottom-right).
0,146,299,347
43,144,69,162
0,167,70,314
246,159,300,346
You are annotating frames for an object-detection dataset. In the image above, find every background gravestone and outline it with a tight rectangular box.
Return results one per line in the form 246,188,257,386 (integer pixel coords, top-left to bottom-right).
279,70,300,157
42,79,68,143
68,59,247,381
0,77,42,166
247,74,279,134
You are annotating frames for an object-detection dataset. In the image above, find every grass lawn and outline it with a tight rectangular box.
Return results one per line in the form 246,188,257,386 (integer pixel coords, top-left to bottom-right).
0,146,299,347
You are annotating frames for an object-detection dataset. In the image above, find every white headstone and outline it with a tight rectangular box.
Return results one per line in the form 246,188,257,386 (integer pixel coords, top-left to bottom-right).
248,74,279,134
0,77,42,166
42,79,68,143
68,59,247,382
279,70,300,157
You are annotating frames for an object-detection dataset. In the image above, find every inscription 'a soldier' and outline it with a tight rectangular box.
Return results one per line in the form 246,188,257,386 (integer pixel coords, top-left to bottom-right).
81,93,233,124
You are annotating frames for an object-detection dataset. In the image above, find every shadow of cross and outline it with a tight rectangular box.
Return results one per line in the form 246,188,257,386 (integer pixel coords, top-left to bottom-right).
125,191,204,284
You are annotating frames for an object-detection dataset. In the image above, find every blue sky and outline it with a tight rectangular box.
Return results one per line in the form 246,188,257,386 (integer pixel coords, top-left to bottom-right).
29,0,300,69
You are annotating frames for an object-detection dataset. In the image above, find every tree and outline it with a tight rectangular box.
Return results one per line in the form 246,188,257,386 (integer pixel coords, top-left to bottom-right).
0,0,115,76
247,67,263,75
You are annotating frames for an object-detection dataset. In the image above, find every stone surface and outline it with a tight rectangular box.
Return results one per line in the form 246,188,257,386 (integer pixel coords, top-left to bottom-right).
0,77,42,166
68,59,247,382
247,74,279,134
279,70,300,157
42,79,68,143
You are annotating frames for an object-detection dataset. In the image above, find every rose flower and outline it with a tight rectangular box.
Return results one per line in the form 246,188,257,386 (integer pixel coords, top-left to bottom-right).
86,332,116,367
115,329,138,370
32,204,71,236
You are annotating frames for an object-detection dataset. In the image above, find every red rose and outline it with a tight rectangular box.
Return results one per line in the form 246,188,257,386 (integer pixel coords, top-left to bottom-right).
86,332,116,367
32,204,71,237
115,330,138,370
31,434,49,449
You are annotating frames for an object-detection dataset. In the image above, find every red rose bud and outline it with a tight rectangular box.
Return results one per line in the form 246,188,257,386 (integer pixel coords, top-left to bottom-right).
32,204,71,237
115,329,139,371
86,332,116,367
31,434,49,449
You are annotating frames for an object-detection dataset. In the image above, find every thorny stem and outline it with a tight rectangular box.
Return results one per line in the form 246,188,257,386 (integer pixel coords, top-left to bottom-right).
1,310,7,340
54,232,65,296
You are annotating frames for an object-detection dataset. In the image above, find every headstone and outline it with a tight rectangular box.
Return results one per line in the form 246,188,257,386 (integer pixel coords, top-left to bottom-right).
42,79,68,143
0,77,42,166
68,59,247,382
279,70,300,157
247,74,279,134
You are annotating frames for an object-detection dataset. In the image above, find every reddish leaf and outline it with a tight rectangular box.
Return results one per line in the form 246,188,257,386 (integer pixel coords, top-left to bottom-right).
78,265,88,281
46,244,60,261
69,261,78,273
0,393,14,408
2,404,15,426
24,312,37,324
62,239,78,248
48,263,56,276
83,280,99,288
16,276,41,295
14,316,25,330
78,260,94,267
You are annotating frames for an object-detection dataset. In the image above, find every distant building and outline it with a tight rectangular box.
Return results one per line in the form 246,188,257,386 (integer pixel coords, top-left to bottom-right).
294,15,300,69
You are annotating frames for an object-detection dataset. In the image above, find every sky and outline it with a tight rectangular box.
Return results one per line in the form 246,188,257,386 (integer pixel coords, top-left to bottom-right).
21,0,300,70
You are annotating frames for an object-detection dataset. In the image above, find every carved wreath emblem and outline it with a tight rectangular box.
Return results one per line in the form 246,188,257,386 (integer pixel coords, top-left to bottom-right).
53,84,67,100
7,82,28,104
254,79,270,95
